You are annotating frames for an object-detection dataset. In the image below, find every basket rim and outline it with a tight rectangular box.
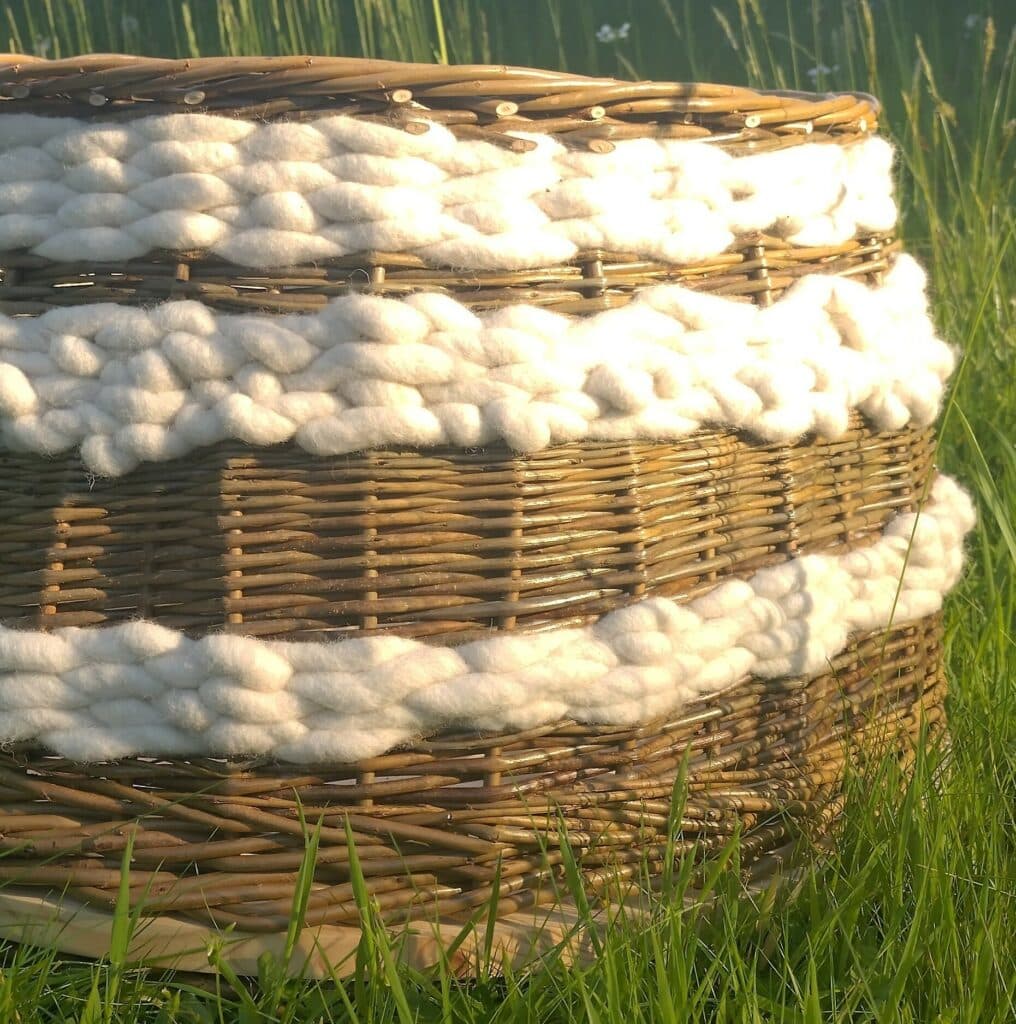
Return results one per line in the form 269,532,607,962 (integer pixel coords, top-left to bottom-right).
0,53,879,137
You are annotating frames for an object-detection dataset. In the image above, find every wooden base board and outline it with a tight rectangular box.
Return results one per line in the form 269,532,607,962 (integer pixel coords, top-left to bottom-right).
0,888,637,978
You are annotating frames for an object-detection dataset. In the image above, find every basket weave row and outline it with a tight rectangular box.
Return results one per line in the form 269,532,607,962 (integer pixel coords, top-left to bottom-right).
0,55,965,973
0,235,896,316
2,419,934,639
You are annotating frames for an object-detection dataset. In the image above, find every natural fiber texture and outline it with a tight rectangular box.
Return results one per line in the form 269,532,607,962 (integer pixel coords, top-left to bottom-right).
0,613,942,932
1,417,937,639
0,473,972,763
0,255,950,476
0,235,897,317
0,55,965,958
0,113,894,268
0,56,879,141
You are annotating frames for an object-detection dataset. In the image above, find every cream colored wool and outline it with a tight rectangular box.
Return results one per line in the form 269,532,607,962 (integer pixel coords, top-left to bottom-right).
0,112,896,268
0,474,974,762
0,254,951,476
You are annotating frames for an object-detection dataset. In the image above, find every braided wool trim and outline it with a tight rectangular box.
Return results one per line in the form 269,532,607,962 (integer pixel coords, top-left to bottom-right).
0,254,951,477
0,475,974,763
0,112,896,268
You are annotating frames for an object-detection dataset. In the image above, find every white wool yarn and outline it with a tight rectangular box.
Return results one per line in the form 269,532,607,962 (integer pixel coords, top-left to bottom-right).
0,474,974,762
0,112,896,268
0,255,952,476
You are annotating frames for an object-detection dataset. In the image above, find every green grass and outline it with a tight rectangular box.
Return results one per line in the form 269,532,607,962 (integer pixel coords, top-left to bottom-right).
1,1,1014,1020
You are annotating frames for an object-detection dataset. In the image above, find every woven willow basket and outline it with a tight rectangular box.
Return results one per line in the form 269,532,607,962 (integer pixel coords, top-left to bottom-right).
0,55,969,977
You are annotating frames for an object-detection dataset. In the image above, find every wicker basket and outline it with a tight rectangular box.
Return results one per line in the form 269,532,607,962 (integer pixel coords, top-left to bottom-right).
0,55,970,977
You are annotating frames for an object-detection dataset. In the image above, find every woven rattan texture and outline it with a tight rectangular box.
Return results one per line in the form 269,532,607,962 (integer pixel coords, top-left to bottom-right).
0,419,935,641
0,614,942,932
0,236,898,317
0,55,956,958
0,56,878,144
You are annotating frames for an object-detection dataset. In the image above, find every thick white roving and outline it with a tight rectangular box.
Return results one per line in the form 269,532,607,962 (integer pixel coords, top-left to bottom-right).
0,108,967,767
0,112,896,268
0,474,974,762
0,254,951,476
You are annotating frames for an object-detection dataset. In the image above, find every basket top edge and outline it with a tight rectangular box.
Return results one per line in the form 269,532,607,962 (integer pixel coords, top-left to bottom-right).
0,53,880,134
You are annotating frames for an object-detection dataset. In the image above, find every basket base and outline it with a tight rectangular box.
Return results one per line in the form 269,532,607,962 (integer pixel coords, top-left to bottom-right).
0,845,808,978
0,616,945,976
0,887,599,978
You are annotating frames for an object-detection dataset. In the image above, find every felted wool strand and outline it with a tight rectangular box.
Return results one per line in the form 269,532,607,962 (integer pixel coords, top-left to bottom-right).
0,111,896,269
0,474,974,762
0,254,952,477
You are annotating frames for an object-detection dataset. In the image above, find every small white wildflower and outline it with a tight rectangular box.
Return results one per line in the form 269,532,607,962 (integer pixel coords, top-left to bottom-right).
121,14,141,35
596,23,630,44
964,13,984,33
806,63,839,81
35,36,52,58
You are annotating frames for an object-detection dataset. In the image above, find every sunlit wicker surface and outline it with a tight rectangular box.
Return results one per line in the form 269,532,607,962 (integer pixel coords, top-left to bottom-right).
0,55,949,967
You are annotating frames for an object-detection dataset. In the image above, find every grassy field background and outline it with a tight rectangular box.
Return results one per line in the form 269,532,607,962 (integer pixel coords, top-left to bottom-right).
0,1,1013,1020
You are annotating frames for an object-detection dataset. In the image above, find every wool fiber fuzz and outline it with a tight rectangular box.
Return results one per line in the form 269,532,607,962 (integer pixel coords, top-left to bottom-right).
0,474,974,762
0,255,952,476
0,112,897,268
